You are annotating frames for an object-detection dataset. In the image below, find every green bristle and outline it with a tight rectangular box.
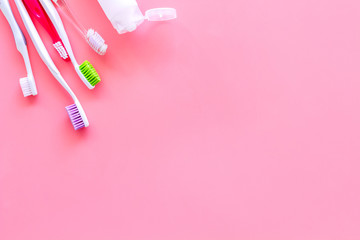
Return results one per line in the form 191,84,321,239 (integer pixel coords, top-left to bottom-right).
79,60,101,86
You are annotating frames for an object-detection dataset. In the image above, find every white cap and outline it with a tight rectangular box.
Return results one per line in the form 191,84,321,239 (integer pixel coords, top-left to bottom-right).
145,8,177,21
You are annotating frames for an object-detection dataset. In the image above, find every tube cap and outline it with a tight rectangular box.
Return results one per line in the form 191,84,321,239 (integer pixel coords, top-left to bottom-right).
145,8,177,21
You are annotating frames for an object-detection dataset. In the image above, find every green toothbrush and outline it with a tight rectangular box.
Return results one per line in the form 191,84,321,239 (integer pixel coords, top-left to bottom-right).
40,0,101,89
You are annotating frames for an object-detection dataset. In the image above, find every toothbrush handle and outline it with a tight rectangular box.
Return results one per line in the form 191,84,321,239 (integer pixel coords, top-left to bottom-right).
52,0,86,37
15,0,77,101
0,0,27,54
0,0,33,76
22,0,61,43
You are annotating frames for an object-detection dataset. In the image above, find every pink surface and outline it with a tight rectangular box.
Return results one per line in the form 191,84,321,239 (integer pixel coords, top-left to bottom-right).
1,0,360,239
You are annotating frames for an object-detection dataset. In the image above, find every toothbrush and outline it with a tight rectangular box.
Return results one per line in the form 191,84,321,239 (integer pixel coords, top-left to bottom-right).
52,0,108,55
0,0,37,97
39,0,101,89
16,0,89,130
22,0,69,61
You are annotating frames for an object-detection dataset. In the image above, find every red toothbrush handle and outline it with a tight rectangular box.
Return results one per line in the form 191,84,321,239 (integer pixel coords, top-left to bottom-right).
22,0,69,61
22,0,61,43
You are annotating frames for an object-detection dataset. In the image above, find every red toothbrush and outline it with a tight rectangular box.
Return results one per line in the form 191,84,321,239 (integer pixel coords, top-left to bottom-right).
22,0,69,61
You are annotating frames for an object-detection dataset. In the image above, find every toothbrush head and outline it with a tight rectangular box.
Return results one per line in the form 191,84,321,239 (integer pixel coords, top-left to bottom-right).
53,41,69,61
65,103,87,130
79,60,101,87
86,29,108,55
19,76,37,97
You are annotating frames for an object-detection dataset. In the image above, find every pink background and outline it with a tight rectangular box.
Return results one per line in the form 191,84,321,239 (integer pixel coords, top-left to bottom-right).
1,0,360,239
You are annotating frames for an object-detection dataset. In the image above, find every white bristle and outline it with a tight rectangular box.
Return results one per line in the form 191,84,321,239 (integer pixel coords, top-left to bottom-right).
53,41,69,60
20,77,33,97
87,29,108,55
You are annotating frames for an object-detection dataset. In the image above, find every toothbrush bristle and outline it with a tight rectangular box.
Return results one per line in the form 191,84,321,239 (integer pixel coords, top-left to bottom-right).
65,104,85,130
79,60,101,86
53,41,69,60
87,29,107,55
20,77,33,97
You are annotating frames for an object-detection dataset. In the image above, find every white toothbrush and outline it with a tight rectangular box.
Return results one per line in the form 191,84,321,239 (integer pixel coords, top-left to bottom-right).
0,0,37,97
15,0,89,130
52,0,108,55
40,0,100,90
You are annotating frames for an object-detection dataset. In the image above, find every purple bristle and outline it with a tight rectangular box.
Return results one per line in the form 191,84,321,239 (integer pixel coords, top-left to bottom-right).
65,104,85,130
